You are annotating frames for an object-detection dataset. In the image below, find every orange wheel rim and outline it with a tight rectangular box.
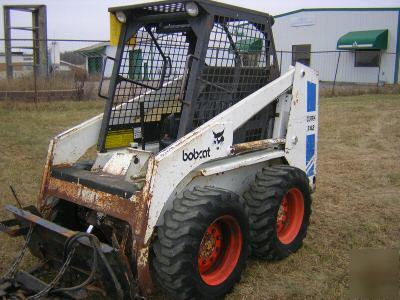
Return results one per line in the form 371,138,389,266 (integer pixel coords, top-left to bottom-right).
276,188,304,244
198,215,242,286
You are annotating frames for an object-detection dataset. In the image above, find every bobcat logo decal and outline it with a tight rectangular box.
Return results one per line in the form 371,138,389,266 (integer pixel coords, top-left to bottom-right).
212,129,224,150
181,127,225,162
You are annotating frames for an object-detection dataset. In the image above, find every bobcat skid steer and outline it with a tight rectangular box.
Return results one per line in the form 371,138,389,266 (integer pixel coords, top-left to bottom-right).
0,1,319,299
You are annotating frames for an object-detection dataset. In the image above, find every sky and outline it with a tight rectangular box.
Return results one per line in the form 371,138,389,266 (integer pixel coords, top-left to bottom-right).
0,0,399,52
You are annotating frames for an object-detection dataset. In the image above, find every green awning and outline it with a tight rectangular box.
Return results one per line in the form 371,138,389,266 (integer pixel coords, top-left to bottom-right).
233,38,262,53
337,29,388,50
75,42,108,57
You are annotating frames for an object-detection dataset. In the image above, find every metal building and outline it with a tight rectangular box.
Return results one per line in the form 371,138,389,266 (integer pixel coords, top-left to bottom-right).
272,8,400,84
76,42,115,75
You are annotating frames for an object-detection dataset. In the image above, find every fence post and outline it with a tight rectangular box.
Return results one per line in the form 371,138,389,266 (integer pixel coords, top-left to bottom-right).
376,51,382,91
331,51,341,96
33,47,38,104
4,8,13,79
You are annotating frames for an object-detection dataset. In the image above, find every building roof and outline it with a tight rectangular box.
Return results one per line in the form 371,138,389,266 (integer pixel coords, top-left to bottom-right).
75,42,109,56
275,7,400,18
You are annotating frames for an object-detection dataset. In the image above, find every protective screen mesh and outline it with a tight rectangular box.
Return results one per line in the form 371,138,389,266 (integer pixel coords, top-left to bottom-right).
102,7,278,149
193,16,276,143
108,26,188,129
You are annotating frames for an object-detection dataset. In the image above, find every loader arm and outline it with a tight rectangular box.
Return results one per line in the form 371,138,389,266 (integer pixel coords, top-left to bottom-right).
142,63,319,244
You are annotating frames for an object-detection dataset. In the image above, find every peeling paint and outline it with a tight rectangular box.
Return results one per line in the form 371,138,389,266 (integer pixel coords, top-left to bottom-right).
46,177,136,222
231,138,285,154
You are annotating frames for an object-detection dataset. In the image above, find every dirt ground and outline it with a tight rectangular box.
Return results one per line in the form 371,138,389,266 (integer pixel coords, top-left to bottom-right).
0,94,399,299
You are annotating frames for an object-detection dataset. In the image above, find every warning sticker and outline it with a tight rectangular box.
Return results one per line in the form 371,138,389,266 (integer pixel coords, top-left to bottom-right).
133,127,142,139
105,129,133,149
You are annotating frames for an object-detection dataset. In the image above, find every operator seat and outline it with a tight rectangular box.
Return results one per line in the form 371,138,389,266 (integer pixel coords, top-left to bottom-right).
159,113,180,150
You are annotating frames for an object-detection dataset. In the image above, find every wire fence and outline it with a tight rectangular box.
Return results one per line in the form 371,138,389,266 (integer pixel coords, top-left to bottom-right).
277,50,399,96
0,38,398,101
277,50,398,85
0,39,110,101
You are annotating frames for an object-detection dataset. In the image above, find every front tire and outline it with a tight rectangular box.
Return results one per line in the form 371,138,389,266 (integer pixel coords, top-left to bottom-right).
152,186,250,299
243,165,312,260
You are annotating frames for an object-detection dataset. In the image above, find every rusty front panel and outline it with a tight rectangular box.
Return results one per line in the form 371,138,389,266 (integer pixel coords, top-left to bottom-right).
45,175,155,296
37,139,55,213
231,138,286,155
130,157,157,297
46,177,136,223
37,162,156,296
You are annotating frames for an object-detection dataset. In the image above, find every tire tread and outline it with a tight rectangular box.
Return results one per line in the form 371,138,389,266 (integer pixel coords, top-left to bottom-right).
152,186,249,299
243,165,312,260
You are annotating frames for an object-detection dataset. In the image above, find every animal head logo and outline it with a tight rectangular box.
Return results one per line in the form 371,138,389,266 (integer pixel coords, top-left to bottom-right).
212,129,224,150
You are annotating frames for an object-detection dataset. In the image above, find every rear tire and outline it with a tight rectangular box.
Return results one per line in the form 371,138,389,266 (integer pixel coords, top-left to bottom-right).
152,186,250,300
243,165,312,260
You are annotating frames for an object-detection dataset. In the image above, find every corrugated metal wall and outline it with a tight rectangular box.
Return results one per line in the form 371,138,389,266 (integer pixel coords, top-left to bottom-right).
273,10,399,84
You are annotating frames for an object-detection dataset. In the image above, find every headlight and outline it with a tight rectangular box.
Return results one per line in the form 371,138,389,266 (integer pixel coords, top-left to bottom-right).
115,11,127,23
185,2,199,17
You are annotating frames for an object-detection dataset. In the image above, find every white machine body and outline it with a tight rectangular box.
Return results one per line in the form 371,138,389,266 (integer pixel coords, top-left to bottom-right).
41,63,319,244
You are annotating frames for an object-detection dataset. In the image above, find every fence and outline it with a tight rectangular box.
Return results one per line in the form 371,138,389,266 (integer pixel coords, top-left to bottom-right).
0,39,109,101
0,38,398,101
277,50,399,96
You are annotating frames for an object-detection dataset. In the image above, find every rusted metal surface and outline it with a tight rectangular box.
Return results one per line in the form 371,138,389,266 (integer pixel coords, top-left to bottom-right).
46,177,136,223
131,157,157,297
136,246,153,297
199,150,286,177
44,172,156,296
231,138,286,155
37,140,55,215
114,227,140,300
37,159,156,296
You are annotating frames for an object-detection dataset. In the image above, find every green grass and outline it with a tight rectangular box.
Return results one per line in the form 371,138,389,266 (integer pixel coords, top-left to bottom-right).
0,94,399,299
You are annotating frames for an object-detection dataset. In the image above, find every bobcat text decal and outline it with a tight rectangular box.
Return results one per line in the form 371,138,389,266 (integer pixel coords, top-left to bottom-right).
182,147,211,161
182,127,225,162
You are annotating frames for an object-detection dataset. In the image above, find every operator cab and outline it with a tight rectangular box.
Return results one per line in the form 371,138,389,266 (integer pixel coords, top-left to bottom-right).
50,0,280,201
97,0,279,154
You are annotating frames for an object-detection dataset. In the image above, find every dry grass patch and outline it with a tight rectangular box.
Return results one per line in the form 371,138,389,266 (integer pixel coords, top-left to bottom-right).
319,83,400,98
0,74,78,91
0,94,399,299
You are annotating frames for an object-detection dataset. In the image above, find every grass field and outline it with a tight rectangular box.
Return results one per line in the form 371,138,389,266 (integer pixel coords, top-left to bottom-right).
0,94,399,299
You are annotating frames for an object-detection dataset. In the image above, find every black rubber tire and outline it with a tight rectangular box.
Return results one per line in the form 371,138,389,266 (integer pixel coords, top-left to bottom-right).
151,186,250,300
243,165,312,260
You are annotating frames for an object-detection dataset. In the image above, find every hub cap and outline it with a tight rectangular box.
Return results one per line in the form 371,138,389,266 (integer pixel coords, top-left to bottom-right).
276,188,305,244
198,215,242,286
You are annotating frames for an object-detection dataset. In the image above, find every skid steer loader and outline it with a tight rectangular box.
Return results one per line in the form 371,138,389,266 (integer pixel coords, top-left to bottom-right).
0,1,319,299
